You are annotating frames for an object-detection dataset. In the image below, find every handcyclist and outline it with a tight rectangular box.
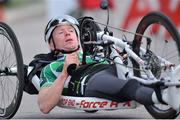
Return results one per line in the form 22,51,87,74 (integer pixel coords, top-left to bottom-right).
38,15,180,114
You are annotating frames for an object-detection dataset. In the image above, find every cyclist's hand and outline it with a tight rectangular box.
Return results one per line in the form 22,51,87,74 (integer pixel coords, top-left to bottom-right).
62,52,80,75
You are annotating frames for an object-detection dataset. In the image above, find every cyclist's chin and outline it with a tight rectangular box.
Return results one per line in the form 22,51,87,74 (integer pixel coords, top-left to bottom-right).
64,46,78,52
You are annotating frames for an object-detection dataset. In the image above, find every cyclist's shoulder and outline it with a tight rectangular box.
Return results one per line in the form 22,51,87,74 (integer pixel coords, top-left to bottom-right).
43,59,64,71
40,55,64,73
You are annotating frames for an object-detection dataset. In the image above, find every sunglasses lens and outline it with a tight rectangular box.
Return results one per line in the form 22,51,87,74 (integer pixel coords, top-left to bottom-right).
50,19,59,27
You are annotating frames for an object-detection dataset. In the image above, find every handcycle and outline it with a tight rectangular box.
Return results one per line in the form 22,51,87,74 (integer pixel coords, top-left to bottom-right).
0,11,180,119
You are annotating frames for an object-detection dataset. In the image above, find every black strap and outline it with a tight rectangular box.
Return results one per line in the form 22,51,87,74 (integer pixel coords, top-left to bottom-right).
67,62,97,96
154,87,167,105
54,45,80,54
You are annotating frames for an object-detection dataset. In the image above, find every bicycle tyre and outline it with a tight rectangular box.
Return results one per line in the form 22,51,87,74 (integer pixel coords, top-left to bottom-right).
84,110,98,113
0,22,24,119
132,12,180,119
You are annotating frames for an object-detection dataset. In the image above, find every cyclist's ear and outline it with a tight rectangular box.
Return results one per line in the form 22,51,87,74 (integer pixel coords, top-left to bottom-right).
48,39,55,50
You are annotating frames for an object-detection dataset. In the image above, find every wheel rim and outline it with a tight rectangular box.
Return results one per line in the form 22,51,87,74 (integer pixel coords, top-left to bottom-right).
142,23,179,113
139,23,179,79
133,13,180,116
139,23,179,66
0,27,23,118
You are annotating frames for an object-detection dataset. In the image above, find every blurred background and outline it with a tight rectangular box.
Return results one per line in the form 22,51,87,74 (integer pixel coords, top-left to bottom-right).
4,0,179,28
2,0,180,64
1,0,180,118
3,0,179,28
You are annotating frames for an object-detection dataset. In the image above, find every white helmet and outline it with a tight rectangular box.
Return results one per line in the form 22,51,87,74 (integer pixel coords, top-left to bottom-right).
44,15,79,43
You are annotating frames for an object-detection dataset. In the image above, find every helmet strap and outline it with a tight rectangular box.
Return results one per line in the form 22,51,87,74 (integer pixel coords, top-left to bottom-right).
51,36,57,51
55,45,80,54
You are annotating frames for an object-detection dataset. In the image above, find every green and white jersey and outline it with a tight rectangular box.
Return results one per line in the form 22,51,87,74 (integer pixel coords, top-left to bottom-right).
40,52,105,95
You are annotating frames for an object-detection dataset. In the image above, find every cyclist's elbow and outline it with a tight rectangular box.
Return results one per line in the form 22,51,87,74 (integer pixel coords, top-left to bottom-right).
38,102,51,114
38,95,51,114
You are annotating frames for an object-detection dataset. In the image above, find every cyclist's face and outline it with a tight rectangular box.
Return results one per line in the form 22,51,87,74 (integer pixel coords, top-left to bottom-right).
49,25,79,51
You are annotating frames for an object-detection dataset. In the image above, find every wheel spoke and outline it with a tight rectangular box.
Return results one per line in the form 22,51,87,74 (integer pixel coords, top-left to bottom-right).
0,80,6,112
0,23,24,118
133,12,180,118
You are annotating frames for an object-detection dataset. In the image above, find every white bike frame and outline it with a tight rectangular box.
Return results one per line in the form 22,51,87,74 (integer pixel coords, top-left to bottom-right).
96,32,180,86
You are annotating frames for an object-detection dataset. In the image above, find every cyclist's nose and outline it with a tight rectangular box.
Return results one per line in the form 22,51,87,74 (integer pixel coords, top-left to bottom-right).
64,30,70,36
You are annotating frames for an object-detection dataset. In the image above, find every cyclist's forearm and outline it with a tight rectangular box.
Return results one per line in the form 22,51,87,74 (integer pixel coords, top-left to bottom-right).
38,72,68,114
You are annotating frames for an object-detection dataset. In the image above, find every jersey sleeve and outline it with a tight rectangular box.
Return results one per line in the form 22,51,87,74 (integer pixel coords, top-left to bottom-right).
40,61,64,89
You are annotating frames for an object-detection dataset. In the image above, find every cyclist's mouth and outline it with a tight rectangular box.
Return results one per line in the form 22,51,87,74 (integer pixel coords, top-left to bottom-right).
65,39,73,42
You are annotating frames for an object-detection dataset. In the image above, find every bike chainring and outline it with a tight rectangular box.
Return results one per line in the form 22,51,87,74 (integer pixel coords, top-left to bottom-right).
143,50,162,79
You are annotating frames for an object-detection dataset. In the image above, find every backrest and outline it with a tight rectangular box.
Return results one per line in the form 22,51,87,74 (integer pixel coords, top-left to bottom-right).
24,52,57,94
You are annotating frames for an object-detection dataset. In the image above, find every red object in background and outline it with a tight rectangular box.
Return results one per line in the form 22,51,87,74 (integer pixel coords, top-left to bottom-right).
79,0,114,10
0,3,5,21
121,0,180,30
159,0,180,30
121,0,151,29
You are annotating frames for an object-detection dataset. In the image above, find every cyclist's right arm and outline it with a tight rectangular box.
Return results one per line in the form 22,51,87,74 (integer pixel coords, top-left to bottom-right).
38,70,68,114
38,52,80,114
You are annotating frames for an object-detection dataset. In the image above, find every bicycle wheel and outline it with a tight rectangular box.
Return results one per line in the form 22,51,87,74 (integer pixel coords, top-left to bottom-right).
0,22,24,119
132,12,180,119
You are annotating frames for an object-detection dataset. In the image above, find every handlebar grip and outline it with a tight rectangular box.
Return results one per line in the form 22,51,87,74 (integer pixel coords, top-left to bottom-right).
67,64,77,76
